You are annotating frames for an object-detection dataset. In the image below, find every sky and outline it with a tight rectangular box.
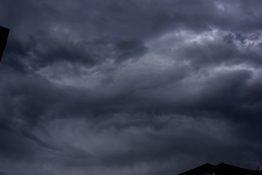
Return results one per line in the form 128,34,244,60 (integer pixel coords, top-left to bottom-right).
0,0,262,174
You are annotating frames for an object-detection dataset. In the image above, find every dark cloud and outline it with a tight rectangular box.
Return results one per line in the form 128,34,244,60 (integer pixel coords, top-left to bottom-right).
0,0,262,175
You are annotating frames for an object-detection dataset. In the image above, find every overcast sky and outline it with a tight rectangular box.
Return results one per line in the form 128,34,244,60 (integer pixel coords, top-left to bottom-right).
0,0,262,175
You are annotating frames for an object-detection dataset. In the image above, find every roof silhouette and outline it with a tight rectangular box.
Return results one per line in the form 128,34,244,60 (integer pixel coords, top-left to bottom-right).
178,163,262,175
0,26,10,61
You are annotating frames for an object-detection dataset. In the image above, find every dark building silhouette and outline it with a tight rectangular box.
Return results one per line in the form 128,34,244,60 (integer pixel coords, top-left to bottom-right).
178,163,262,175
0,26,10,61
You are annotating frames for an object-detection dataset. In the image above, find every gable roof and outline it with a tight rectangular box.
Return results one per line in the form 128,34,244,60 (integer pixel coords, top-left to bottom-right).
178,163,262,175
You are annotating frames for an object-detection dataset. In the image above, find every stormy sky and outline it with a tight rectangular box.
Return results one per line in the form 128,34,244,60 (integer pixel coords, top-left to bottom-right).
0,0,262,174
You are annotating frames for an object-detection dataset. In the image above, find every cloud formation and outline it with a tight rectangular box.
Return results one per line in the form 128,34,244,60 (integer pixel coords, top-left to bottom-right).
0,0,262,174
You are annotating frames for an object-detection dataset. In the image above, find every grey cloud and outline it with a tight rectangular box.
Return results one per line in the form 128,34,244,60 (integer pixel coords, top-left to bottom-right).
1,114,260,175
1,0,262,175
3,0,262,70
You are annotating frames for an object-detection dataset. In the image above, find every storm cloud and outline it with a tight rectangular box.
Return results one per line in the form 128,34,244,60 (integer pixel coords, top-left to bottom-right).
0,0,262,175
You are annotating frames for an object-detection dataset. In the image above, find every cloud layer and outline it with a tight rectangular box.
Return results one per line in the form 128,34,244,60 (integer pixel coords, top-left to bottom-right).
0,0,262,174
